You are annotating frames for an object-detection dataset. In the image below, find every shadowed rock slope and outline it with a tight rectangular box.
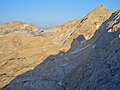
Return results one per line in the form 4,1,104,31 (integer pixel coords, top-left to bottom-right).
1,5,119,90
3,10,120,90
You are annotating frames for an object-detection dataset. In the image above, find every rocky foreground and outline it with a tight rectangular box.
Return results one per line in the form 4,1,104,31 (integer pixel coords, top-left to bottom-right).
0,5,120,90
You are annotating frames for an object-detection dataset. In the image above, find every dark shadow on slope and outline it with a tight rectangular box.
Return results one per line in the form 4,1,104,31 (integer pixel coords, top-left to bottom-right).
62,11,120,90
2,11,120,90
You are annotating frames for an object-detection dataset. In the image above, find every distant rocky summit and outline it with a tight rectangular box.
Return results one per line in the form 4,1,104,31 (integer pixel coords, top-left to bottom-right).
0,21,40,35
0,5,120,90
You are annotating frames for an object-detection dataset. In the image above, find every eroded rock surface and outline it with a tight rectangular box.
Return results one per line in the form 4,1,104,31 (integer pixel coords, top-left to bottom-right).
1,5,120,90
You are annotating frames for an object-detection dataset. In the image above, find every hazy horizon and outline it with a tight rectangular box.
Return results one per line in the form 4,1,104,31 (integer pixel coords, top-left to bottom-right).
0,0,120,29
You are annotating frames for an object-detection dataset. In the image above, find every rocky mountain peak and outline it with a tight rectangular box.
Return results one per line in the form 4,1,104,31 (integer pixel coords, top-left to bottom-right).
0,5,120,90
0,21,42,36
87,5,110,18
95,4,109,11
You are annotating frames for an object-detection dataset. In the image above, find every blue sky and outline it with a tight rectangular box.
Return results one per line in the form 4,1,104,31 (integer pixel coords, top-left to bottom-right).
0,0,120,28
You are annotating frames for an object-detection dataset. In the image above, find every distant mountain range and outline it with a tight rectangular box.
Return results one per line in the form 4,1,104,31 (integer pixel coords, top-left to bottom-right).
0,5,120,90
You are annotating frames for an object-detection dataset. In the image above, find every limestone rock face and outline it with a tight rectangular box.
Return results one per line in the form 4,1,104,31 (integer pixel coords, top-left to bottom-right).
1,5,120,90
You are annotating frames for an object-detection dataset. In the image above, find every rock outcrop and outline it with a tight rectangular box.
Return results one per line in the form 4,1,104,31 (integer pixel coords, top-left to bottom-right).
0,5,120,90
0,21,40,35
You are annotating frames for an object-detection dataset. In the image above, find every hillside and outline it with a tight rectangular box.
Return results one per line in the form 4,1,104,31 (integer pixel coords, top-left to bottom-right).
0,5,120,90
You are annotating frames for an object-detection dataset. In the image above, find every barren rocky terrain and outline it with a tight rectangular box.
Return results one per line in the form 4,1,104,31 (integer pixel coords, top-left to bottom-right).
0,5,120,90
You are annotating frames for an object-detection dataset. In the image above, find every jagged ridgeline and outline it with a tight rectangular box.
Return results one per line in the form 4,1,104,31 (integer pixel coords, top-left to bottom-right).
0,5,120,90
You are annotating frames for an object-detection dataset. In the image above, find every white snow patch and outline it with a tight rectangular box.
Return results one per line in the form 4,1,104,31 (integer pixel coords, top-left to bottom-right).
58,81,62,86
61,30,75,44
92,44,96,48
60,63,68,67
70,44,90,54
64,57,69,60
80,40,86,46
60,53,63,56
70,48,81,55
